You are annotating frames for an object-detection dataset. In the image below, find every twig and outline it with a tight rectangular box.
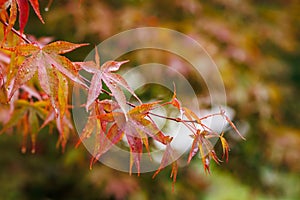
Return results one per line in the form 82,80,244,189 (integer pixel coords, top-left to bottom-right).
0,19,32,44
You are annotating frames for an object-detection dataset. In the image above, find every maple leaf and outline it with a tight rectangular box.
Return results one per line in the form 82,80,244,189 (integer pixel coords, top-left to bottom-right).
75,109,98,149
10,41,88,116
76,100,117,168
187,129,222,174
181,106,243,173
1,0,44,41
75,100,120,147
75,99,125,169
152,142,178,192
40,107,73,152
16,0,45,30
16,0,30,33
16,0,44,33
2,0,17,42
92,102,172,174
220,132,230,162
77,47,141,113
0,99,49,153
27,0,44,23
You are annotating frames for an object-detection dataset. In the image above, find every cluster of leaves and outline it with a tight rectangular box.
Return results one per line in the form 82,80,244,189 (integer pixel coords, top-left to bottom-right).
0,0,243,188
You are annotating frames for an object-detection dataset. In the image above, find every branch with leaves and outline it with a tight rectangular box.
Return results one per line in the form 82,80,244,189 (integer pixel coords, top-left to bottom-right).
0,0,244,190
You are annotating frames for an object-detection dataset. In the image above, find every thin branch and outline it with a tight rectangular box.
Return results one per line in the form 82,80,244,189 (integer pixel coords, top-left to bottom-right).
148,111,182,122
0,19,32,44
199,112,223,120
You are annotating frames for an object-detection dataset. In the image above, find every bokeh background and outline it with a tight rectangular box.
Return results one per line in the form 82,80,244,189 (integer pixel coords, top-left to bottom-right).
1,0,299,199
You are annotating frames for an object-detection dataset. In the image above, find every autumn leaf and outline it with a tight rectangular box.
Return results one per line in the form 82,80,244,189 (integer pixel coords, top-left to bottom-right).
187,129,222,173
221,109,246,140
1,0,44,39
0,99,49,153
40,108,73,152
183,107,201,125
12,0,45,33
2,0,17,41
16,0,30,33
128,101,160,118
28,0,44,23
80,99,175,176
78,48,141,113
76,100,121,168
163,83,181,110
220,133,230,162
187,131,201,164
10,41,88,116
202,155,211,174
127,135,143,176
152,142,178,192
91,102,172,174
75,111,97,148
171,92,181,110
16,0,44,33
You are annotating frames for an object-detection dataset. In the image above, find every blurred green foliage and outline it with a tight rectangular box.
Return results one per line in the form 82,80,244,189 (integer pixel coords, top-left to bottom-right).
1,0,300,199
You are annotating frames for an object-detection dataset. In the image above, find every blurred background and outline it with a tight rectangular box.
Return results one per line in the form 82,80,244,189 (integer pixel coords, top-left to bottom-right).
1,0,300,199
